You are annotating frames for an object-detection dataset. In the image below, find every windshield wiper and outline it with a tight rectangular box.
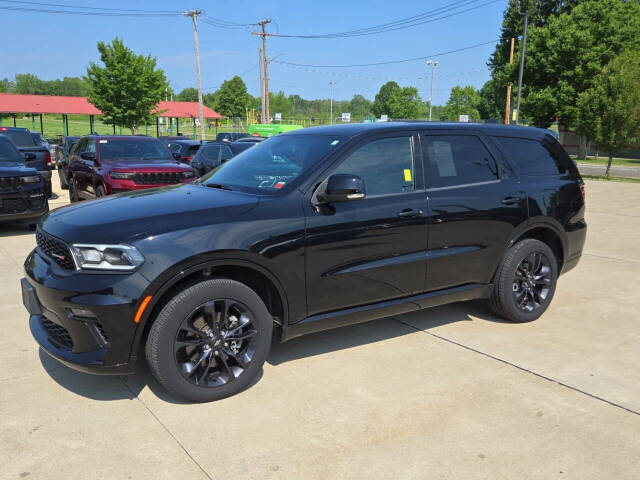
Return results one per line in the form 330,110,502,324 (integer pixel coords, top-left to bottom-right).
204,183,234,191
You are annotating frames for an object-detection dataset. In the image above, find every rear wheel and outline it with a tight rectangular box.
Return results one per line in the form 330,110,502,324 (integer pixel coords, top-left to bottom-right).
68,177,79,202
145,279,272,402
489,239,558,323
59,168,69,189
95,184,106,198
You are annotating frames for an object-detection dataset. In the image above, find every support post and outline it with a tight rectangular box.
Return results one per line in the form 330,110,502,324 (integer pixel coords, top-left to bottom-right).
515,6,530,125
89,115,94,134
504,37,515,125
156,117,160,137
13,113,17,127
40,114,44,134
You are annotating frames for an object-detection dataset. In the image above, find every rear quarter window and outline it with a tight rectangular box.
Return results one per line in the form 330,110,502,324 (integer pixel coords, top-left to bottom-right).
493,136,567,176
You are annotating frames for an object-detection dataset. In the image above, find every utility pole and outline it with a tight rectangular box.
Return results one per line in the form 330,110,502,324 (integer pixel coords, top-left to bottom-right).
329,81,337,124
185,9,205,140
252,20,273,124
504,37,515,125
259,47,265,121
426,60,438,121
515,0,535,125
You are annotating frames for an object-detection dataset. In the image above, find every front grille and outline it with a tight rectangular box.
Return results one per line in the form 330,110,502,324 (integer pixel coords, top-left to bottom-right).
42,319,74,350
0,176,22,191
28,190,46,209
133,172,187,185
0,198,28,214
36,229,75,270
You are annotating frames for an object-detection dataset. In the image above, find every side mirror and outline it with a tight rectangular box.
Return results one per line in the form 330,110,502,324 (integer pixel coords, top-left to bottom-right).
24,152,37,161
80,152,96,161
172,152,182,160
317,174,366,203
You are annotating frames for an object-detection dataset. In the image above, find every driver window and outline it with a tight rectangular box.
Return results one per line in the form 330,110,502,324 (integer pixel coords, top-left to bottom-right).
333,136,415,196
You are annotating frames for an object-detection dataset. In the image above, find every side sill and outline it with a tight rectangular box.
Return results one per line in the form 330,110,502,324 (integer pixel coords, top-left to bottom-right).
283,283,491,341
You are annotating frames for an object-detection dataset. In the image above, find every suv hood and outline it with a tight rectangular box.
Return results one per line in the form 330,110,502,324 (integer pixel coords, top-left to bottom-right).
105,158,191,171
0,163,37,176
41,184,259,244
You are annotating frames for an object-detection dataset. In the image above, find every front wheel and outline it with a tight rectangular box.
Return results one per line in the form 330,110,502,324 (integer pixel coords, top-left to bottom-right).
489,239,558,323
59,168,69,189
68,177,79,202
145,279,273,402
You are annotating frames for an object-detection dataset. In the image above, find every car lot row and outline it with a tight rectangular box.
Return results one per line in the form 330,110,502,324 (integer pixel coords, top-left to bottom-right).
0,128,263,227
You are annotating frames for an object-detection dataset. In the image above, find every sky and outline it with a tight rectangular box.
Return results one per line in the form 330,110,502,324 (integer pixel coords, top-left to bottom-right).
0,0,508,105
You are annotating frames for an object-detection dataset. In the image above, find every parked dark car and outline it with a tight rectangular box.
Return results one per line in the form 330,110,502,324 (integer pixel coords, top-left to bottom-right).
157,135,185,146
167,139,202,163
0,135,48,227
0,127,52,197
30,132,54,157
66,135,195,201
22,123,586,402
55,136,80,189
215,132,249,142
190,141,236,176
235,136,265,143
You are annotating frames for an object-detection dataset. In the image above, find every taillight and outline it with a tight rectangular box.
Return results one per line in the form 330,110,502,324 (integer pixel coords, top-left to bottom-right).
181,156,193,162
579,183,585,202
44,151,52,166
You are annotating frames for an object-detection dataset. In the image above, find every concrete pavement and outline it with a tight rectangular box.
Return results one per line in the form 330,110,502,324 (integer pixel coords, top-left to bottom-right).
1,176,639,479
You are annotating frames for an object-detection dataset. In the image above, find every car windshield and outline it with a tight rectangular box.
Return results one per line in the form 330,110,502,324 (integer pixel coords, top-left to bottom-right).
2,130,36,147
202,134,344,194
0,138,22,163
196,144,231,162
99,138,172,161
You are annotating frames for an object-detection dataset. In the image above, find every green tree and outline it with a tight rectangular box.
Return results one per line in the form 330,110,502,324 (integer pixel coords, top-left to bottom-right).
213,76,251,119
388,86,422,119
86,38,168,134
348,94,373,119
14,73,46,94
522,0,640,127
577,52,640,176
0,78,14,93
176,87,198,102
443,86,482,122
372,81,400,117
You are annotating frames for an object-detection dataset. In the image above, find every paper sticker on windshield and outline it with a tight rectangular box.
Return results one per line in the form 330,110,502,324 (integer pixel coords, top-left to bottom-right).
99,140,108,143
274,181,286,189
331,140,340,146
404,169,412,182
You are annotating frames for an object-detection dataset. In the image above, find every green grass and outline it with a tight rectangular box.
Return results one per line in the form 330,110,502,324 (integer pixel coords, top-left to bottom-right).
582,174,640,184
572,155,640,168
0,114,241,141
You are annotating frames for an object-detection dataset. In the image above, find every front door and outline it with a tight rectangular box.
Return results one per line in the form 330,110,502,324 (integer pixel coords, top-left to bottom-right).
304,133,428,317
421,132,529,291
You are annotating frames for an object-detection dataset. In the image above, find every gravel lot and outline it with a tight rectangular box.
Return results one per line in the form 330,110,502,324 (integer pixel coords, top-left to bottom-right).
1,175,639,479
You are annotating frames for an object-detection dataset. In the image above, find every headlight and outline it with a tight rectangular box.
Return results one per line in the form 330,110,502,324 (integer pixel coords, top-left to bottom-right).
70,244,144,271
109,172,135,180
21,175,41,183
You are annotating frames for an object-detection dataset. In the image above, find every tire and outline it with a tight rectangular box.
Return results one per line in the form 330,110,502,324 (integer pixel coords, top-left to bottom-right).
489,239,558,323
145,279,273,402
59,168,69,190
95,184,106,198
45,181,52,198
69,177,79,202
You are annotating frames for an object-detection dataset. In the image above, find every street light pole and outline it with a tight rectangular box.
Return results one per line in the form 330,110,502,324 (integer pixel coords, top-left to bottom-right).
426,60,438,121
329,81,337,124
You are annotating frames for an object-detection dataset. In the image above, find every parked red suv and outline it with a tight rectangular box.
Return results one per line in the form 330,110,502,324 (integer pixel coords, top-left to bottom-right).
67,135,195,201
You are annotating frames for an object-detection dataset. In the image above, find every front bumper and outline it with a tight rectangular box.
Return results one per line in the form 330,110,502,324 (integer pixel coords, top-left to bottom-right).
0,189,48,222
22,248,152,374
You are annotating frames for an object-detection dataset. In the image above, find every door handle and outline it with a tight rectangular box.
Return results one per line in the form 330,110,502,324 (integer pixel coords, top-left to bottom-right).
502,196,523,205
397,209,423,218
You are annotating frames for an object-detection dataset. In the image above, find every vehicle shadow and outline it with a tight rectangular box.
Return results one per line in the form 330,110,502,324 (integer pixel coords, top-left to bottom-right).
38,300,504,404
267,299,504,366
0,224,36,238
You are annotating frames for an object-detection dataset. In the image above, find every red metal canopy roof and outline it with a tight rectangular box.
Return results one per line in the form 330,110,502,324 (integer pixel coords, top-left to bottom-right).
0,93,224,119
153,101,224,119
0,93,101,115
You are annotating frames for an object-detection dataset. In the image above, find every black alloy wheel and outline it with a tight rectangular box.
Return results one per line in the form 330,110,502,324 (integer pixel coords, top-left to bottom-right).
512,252,552,312
146,278,272,402
489,238,558,323
174,299,259,387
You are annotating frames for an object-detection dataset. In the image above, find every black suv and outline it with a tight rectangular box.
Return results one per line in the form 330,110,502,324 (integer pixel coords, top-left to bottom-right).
22,123,586,402
0,136,48,226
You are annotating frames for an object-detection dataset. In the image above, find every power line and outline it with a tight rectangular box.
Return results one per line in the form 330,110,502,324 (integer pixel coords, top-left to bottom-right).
0,0,181,16
273,40,498,68
272,0,501,38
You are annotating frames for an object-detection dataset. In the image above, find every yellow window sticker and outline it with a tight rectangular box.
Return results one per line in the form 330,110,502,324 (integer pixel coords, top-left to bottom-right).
404,169,412,182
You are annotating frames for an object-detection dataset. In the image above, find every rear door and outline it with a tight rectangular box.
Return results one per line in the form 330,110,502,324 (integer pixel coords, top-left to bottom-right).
303,132,428,317
422,131,528,291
